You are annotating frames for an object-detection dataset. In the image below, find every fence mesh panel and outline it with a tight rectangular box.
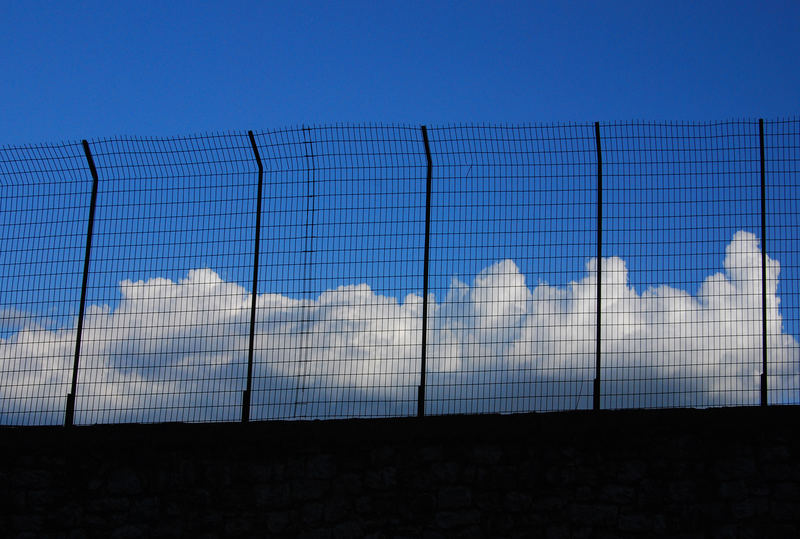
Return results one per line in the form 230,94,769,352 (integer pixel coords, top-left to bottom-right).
602,121,763,408
765,120,800,405
0,121,798,425
1,143,93,425
426,125,598,414
251,126,425,420
74,134,257,424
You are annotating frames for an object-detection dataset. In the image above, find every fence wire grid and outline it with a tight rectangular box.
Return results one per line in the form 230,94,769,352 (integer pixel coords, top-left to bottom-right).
1,120,798,425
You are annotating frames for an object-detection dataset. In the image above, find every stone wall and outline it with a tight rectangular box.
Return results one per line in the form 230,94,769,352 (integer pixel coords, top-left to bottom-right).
1,407,798,538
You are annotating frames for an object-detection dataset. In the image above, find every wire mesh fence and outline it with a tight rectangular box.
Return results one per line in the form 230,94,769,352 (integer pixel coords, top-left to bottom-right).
251,126,426,420
601,121,765,408
1,121,798,425
425,125,598,414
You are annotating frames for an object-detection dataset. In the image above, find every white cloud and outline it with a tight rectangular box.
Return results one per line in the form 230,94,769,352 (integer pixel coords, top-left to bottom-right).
1,231,798,424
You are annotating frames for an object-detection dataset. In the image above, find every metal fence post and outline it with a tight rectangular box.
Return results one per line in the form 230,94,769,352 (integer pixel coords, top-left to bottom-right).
418,125,433,417
243,131,264,422
65,140,100,427
593,122,603,411
759,119,768,406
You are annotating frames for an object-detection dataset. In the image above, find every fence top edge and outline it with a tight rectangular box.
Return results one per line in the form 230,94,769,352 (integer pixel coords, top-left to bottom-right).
2,119,798,152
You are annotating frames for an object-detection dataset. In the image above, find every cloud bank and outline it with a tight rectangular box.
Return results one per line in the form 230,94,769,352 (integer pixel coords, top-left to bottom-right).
1,231,798,424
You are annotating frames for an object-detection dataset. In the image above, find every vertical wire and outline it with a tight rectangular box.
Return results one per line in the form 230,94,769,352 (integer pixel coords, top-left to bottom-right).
759,119,768,406
294,127,316,418
593,122,602,410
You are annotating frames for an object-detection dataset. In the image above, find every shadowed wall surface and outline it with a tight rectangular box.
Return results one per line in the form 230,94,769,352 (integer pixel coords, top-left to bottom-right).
1,407,799,538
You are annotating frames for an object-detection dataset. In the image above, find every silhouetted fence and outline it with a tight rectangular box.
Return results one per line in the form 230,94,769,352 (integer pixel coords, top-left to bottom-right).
2,121,799,425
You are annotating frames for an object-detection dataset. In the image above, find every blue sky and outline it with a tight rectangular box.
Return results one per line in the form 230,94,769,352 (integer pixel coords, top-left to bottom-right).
1,0,798,145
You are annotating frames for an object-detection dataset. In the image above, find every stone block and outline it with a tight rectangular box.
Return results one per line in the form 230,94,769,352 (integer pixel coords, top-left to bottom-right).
773,482,800,500
298,529,332,539
107,468,143,496
419,445,443,462
308,454,337,480
438,486,472,510
601,484,635,505
668,480,698,503
11,515,44,533
487,513,514,535
254,483,290,508
485,465,517,489
455,525,482,539
152,522,183,539
545,524,569,539
333,521,364,539
435,510,480,530
111,525,145,539
355,496,373,514
504,491,532,513
568,503,617,526
714,458,756,480
10,470,51,490
324,497,352,523
618,513,653,533
25,489,55,509
616,460,647,483
303,502,324,525
410,493,437,516
292,479,327,502
223,518,252,537
370,446,397,465
536,496,566,512
432,462,460,484
730,499,756,520
770,500,799,521
365,467,397,490
472,445,503,465
267,511,290,533
718,480,747,501
710,525,737,539
336,472,363,494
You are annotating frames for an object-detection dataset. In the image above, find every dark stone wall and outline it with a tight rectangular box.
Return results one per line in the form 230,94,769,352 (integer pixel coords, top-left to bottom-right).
1,407,798,538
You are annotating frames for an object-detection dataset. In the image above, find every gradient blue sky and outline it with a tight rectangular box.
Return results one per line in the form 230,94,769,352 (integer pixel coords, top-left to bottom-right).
2,0,798,145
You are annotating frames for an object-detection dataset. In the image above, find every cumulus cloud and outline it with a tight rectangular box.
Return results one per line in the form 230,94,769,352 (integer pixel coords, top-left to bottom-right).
1,231,798,424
